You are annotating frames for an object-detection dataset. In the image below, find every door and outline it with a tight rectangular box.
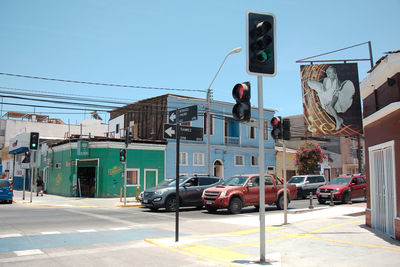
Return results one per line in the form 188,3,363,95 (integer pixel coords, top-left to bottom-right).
145,170,157,190
181,177,201,205
213,160,224,178
77,166,96,197
369,142,396,238
265,175,276,204
244,176,259,205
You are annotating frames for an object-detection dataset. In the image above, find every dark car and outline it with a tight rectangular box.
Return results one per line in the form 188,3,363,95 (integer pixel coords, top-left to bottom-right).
316,174,366,204
0,179,13,204
141,175,223,211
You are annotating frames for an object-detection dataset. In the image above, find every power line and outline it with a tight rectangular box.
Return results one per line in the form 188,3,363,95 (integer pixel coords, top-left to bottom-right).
0,72,206,92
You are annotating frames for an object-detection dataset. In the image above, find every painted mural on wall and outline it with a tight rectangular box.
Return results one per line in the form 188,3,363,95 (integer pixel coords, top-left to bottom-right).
300,63,363,136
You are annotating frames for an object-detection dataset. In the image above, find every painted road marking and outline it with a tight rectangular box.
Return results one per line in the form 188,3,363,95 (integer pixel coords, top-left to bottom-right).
41,231,61,235
0,234,22,239
14,249,44,256
0,228,177,253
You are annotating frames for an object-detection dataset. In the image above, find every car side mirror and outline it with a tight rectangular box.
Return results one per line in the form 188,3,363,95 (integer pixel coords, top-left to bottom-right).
305,181,310,184
183,182,191,187
247,182,254,187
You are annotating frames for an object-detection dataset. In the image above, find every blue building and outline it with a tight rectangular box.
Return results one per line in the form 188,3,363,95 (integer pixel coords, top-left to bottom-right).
109,94,276,184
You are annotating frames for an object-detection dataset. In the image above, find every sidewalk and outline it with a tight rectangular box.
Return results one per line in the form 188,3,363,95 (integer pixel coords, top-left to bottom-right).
12,190,142,208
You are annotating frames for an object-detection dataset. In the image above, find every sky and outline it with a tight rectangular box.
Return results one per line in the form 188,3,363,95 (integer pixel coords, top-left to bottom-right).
0,0,399,125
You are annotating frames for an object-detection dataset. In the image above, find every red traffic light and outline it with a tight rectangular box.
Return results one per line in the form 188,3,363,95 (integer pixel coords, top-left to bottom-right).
232,82,250,102
271,116,281,126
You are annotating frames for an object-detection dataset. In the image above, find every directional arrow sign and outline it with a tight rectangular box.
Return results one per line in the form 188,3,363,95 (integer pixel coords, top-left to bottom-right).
168,105,198,124
163,124,203,141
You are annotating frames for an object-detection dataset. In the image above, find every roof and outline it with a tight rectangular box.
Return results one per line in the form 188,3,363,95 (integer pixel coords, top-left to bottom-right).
368,50,400,73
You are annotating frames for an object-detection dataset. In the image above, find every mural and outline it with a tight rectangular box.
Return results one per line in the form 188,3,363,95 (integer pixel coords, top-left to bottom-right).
300,63,363,136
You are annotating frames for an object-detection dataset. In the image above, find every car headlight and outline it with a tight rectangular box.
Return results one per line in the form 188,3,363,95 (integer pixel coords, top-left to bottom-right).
154,190,165,195
220,191,227,197
316,188,320,193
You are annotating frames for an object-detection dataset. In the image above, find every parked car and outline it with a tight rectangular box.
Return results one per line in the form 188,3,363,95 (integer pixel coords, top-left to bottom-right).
0,179,13,204
288,174,326,199
202,174,297,214
141,176,223,211
316,174,366,204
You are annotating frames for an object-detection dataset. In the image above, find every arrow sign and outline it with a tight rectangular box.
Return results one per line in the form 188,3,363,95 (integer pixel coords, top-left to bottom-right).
168,105,198,124
163,124,203,141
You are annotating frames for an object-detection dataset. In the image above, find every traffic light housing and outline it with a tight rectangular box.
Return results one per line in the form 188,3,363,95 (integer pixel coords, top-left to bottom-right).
282,118,291,140
120,149,126,162
246,11,276,76
29,132,39,150
271,116,282,140
232,82,251,121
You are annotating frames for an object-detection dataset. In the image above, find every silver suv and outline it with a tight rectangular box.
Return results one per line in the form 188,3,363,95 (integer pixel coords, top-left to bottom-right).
288,175,326,199
141,176,223,211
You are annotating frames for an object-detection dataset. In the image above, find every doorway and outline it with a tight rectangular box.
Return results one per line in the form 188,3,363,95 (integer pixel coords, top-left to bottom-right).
213,160,223,178
77,166,96,197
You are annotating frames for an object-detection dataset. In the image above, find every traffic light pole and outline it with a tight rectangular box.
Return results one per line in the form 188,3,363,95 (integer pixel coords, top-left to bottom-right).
257,75,266,263
175,116,180,242
283,140,288,225
124,144,128,206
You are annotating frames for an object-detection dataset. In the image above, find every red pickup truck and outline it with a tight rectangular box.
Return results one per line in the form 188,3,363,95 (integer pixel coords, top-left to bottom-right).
202,174,297,214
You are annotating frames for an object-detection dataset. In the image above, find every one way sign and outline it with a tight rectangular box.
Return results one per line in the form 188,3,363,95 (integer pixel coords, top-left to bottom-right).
163,124,203,141
168,105,198,124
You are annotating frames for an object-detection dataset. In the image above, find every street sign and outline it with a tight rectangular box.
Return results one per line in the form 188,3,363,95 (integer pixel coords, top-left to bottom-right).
163,124,203,141
168,105,198,124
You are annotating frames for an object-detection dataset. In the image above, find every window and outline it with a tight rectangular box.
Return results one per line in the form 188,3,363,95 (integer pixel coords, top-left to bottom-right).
264,121,269,140
251,156,258,166
193,153,204,166
179,152,188,166
265,176,274,185
249,176,259,186
234,155,244,166
116,124,120,134
247,126,256,139
126,169,139,186
199,177,220,186
203,113,214,135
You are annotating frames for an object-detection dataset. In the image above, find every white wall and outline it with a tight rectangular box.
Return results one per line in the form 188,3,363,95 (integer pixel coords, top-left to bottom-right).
108,114,125,138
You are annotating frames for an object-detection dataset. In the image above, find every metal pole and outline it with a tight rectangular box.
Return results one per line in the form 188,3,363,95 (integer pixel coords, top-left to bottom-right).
368,41,374,69
283,140,288,225
206,90,211,176
23,169,26,200
257,75,266,263
175,120,180,242
30,151,34,203
123,160,127,205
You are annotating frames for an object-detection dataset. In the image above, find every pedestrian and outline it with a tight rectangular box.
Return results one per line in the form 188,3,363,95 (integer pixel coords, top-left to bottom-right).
36,175,44,196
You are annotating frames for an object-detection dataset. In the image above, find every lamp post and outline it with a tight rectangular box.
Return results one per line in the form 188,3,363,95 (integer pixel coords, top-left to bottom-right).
206,47,242,176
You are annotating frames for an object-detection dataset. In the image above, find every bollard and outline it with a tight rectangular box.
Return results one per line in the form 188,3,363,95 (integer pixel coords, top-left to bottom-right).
329,192,335,206
136,186,140,201
308,192,314,209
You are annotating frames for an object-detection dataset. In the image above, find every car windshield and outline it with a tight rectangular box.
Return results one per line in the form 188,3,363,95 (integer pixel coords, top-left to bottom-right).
328,177,351,185
224,176,249,186
0,180,10,187
164,177,190,187
288,176,305,184
158,179,174,187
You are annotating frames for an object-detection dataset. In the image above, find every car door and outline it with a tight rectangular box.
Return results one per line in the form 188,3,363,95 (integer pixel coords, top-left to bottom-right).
265,175,276,204
303,176,313,194
350,177,362,198
181,177,200,206
243,176,259,205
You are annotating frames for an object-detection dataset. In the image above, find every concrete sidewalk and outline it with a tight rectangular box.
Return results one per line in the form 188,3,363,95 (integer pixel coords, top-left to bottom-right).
12,190,142,208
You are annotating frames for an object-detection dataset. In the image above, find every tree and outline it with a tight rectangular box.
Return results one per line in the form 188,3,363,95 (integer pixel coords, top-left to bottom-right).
295,142,327,175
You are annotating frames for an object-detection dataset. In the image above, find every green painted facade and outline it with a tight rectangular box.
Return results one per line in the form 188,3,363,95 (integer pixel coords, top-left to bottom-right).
44,142,165,197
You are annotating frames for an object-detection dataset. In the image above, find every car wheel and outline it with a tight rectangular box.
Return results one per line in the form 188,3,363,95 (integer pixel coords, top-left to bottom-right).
206,206,217,213
229,197,243,214
318,199,326,204
276,195,284,210
342,192,351,204
165,196,178,212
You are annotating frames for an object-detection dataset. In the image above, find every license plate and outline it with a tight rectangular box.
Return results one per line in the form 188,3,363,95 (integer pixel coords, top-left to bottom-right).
206,200,212,205
320,194,330,198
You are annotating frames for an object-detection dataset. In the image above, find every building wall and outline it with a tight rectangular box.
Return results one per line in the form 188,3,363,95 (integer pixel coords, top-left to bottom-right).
45,142,165,197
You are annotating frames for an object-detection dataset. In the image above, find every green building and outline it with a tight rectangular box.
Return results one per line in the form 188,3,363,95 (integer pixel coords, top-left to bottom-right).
44,140,166,198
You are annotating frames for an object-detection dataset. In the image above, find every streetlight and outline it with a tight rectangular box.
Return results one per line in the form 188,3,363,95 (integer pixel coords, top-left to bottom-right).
206,47,242,176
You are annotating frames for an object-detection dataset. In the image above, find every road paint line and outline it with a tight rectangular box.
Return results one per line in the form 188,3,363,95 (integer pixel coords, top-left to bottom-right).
14,249,44,256
111,227,130,231
41,231,61,235
0,234,22,238
308,219,364,234
77,229,97,233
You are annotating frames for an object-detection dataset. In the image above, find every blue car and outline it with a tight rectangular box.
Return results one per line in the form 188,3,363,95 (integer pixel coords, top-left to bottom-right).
0,179,13,204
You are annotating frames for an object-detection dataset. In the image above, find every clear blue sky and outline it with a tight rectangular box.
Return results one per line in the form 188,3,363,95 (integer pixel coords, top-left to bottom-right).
0,0,399,124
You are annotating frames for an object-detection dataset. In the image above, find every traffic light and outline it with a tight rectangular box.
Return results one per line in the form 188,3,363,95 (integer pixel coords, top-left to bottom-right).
22,151,30,163
246,11,276,76
271,116,282,140
232,82,251,121
29,132,39,150
120,149,126,162
282,118,291,140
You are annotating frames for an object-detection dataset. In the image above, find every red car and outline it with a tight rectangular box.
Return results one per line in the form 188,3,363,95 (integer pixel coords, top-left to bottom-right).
316,174,366,204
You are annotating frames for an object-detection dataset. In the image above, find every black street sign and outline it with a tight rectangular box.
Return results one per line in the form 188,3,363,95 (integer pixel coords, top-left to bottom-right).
168,105,198,124
163,124,203,141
